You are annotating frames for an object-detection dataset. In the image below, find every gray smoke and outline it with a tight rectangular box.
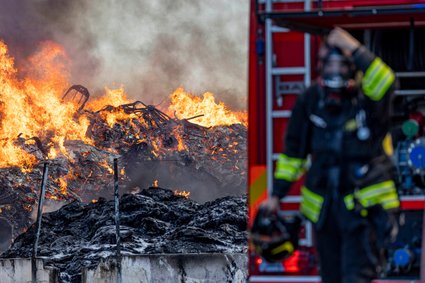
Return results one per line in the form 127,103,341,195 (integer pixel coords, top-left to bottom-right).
0,0,248,110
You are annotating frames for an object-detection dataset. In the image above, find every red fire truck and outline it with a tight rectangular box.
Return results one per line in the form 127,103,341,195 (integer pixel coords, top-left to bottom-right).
248,1,425,282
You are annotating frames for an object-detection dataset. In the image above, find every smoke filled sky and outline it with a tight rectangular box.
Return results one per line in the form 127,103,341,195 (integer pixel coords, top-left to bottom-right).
0,0,249,110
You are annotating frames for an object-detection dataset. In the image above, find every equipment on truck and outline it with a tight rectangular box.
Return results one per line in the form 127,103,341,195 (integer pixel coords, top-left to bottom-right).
248,1,425,282
251,207,302,262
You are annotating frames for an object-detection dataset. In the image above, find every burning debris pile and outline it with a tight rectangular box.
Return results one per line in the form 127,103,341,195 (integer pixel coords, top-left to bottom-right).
2,187,247,282
0,40,247,253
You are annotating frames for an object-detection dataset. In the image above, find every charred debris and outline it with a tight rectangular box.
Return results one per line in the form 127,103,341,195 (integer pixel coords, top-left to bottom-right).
0,85,247,256
3,187,247,282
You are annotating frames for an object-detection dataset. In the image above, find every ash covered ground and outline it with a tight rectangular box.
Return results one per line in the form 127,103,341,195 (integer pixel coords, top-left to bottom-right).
3,187,247,282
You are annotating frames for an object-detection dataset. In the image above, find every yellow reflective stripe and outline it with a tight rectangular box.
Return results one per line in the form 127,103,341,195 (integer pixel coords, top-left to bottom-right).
357,186,396,203
301,186,324,206
379,191,399,202
356,180,395,199
362,58,395,101
363,68,392,100
345,194,399,210
275,165,297,175
346,180,400,210
357,182,397,207
365,70,394,100
300,186,323,223
276,154,305,167
379,191,400,209
358,195,381,207
364,58,385,87
274,168,305,181
271,241,294,255
274,168,298,181
301,193,322,215
382,199,400,210
276,164,306,175
344,194,355,210
276,160,302,169
366,65,391,91
300,203,319,223
372,71,395,101
302,196,321,213
364,59,387,88
275,154,306,182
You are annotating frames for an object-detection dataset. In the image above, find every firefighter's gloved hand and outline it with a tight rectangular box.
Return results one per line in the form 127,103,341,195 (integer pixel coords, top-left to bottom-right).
261,196,280,213
327,27,361,57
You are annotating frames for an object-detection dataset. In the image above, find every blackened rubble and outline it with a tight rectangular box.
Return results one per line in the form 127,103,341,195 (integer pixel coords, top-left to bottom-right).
2,187,247,283
0,84,247,251
89,98,247,202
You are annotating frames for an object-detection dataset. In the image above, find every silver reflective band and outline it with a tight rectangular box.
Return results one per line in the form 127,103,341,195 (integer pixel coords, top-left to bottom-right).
309,114,327,128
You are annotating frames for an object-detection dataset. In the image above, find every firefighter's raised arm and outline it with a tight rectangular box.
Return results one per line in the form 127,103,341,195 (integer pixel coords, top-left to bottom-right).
328,27,395,103
327,27,361,57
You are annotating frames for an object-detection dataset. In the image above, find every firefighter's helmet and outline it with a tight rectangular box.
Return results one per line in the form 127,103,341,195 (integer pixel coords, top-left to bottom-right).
250,206,302,262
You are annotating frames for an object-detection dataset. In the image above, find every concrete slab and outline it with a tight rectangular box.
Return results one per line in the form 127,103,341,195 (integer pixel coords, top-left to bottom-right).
0,258,59,283
82,253,247,283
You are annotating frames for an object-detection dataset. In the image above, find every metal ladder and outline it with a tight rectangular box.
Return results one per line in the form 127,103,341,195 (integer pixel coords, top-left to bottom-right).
265,0,312,196
394,72,425,96
264,0,313,247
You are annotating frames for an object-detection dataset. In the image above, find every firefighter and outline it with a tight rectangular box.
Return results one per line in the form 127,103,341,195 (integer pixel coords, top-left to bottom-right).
261,27,399,283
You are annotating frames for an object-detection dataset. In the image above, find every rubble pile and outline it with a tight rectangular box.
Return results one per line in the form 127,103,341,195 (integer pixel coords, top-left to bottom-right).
0,85,247,246
0,140,119,243
2,187,247,283
0,38,248,282
88,101,247,201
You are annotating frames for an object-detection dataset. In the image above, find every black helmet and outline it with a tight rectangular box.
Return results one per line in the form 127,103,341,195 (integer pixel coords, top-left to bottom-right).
250,207,302,262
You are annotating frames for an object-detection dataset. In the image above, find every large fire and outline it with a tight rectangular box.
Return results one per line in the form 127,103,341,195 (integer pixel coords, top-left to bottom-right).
0,39,248,246
0,41,91,170
168,87,247,128
0,40,247,174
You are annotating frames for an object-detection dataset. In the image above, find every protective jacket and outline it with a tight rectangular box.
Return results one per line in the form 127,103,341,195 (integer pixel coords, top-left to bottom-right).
273,46,399,227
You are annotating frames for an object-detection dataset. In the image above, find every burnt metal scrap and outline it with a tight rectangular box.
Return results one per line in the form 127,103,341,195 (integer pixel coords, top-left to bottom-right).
62,85,90,112
97,100,173,128
2,187,247,283
82,85,247,202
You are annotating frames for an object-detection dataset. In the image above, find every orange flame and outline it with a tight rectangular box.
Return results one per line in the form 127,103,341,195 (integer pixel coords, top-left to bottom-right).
87,86,131,110
0,40,92,170
171,125,187,152
153,180,159,187
174,190,190,198
87,87,134,127
57,177,68,196
99,160,114,174
167,87,247,127
47,195,59,201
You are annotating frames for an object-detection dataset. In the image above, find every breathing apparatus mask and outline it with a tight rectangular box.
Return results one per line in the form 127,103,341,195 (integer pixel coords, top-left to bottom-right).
320,46,355,111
